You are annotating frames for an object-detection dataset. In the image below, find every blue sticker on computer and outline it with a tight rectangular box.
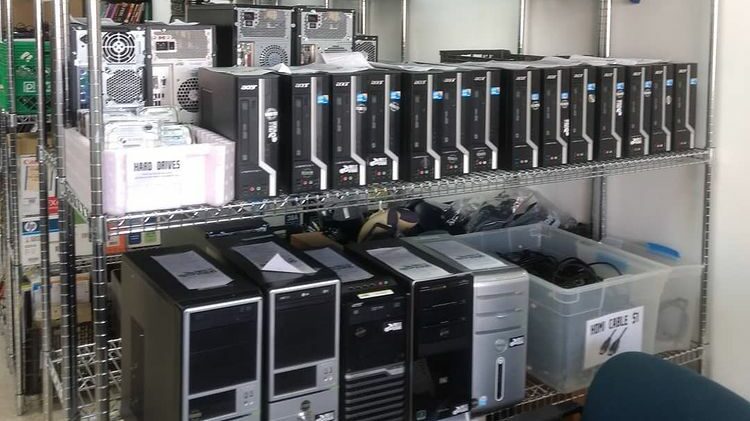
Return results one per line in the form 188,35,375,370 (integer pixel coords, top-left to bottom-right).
616,82,625,91
587,83,597,92
561,92,569,100
645,80,653,89
531,93,540,101
317,95,329,105
666,79,674,87
390,90,401,100
357,93,368,103
690,78,698,86
491,87,501,96
462,88,472,97
433,90,444,100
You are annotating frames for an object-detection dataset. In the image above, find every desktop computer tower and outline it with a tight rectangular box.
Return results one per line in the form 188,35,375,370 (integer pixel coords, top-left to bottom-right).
199,67,281,200
539,66,571,167
498,66,541,170
398,69,443,182
204,235,341,421
434,68,471,177
189,4,294,68
649,63,674,154
293,7,355,65
146,24,216,124
347,240,473,421
120,246,263,421
304,247,409,421
593,64,625,161
568,65,595,163
405,236,530,416
673,63,698,151
623,64,652,157
463,67,502,172
279,71,331,193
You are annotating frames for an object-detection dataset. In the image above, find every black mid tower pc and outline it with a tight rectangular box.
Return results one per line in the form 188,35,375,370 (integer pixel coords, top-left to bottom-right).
330,68,402,187
461,66,502,172
204,235,341,421
673,63,698,151
593,64,625,160
304,247,409,421
649,63,675,154
568,65,595,163
279,70,332,193
347,240,473,421
539,65,571,167
199,67,281,200
120,246,263,421
623,64,653,157
497,65,542,170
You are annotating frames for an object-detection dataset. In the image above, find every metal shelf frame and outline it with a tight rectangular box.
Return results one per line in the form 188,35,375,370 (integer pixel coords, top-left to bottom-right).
0,0,715,419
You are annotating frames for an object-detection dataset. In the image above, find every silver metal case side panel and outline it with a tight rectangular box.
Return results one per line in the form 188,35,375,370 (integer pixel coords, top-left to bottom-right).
236,7,293,67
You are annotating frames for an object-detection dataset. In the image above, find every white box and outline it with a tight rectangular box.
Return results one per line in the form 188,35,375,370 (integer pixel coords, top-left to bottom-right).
20,216,60,266
18,153,58,219
64,126,235,216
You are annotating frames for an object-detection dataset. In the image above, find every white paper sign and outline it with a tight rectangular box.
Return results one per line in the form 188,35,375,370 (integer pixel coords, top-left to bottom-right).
125,148,186,211
305,248,373,282
367,247,451,281
426,240,507,271
232,242,316,274
153,251,233,290
583,306,645,369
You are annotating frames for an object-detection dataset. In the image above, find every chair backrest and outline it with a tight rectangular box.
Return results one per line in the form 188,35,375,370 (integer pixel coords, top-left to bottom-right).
583,352,750,421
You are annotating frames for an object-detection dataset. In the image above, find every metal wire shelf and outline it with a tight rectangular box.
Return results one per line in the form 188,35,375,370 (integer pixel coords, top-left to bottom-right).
60,149,710,236
47,339,702,421
49,338,122,420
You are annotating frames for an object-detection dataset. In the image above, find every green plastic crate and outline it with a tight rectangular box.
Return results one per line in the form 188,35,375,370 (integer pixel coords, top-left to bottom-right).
0,39,52,115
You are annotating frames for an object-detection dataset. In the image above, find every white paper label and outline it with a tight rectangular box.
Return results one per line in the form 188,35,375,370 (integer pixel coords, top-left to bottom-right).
305,248,372,282
357,289,394,300
125,148,186,211
232,242,316,274
425,240,507,271
583,306,645,369
153,251,233,290
367,247,450,281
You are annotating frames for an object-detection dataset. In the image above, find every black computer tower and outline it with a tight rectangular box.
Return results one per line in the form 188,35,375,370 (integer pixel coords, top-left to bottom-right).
293,7,355,65
568,66,595,163
499,67,542,170
189,4,294,68
120,246,263,421
539,67,571,167
303,247,409,421
399,70,443,182
199,67,281,200
650,63,675,154
673,63,698,151
279,71,331,193
464,68,502,172
593,65,625,161
434,69,475,177
347,240,474,421
203,235,341,421
330,69,401,187
623,64,653,157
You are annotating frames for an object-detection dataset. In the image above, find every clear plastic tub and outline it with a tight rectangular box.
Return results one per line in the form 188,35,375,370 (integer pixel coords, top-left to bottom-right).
602,237,703,354
456,224,670,393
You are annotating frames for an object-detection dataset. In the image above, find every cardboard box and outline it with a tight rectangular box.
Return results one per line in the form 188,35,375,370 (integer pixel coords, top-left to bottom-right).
17,133,57,219
20,216,59,266
31,273,90,322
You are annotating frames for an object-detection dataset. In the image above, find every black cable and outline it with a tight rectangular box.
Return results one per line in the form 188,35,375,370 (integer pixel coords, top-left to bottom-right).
589,261,623,276
499,250,621,289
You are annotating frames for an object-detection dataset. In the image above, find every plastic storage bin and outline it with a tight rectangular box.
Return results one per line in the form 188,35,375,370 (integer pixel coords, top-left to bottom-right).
65,125,235,215
456,224,670,393
602,237,703,354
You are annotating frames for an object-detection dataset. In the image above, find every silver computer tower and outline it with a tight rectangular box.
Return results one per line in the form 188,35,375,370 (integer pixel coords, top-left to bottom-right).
146,24,216,123
236,6,294,67
293,7,355,65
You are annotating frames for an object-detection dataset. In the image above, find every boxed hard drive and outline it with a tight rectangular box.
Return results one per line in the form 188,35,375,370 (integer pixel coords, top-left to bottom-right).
279,69,332,193
673,63,698,151
199,67,281,200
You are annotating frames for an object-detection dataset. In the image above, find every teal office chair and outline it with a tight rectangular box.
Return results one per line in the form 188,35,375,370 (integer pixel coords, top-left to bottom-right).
515,352,750,421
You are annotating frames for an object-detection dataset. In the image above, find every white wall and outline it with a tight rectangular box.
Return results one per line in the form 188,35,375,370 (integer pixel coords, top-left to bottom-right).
708,0,750,399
